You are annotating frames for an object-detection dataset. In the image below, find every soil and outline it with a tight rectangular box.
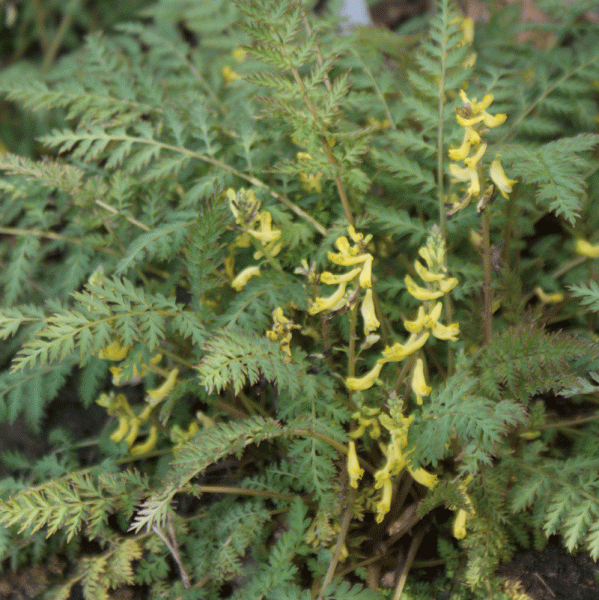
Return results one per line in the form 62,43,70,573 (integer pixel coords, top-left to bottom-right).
497,541,599,600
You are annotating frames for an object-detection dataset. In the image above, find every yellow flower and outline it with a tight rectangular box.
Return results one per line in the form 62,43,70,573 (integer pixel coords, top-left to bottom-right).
456,90,507,129
450,162,480,197
110,415,130,443
345,360,384,391
147,368,179,405
299,171,323,193
248,211,281,245
448,127,481,161
534,286,564,304
460,17,474,45
221,65,240,84
359,255,373,288
231,265,261,291
490,157,518,199
309,281,347,314
232,47,246,62
575,238,599,258
125,417,140,447
438,277,458,294
320,267,362,285
375,479,393,523
360,289,380,335
453,508,468,539
432,320,460,341
405,275,444,301
98,341,129,361
130,425,158,456
409,466,437,489
347,441,364,488
382,333,430,362
412,358,432,405
414,260,445,283
227,188,260,226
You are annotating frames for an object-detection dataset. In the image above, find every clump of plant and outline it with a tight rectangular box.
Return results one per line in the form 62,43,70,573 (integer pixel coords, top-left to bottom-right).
1,0,599,598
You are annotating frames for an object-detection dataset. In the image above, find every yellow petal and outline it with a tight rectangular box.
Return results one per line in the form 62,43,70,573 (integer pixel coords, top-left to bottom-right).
130,425,158,457
375,479,393,523
575,239,599,258
412,358,432,405
404,306,427,334
453,509,468,539
382,333,430,362
463,142,487,168
414,260,445,283
534,286,564,304
309,282,347,314
432,321,460,341
345,360,384,391
409,466,437,489
347,441,364,488
439,277,458,294
405,275,444,301
147,368,179,405
231,265,261,290
482,112,507,128
490,158,517,199
98,341,129,361
360,288,380,335
448,127,480,161
320,267,361,285
359,255,373,288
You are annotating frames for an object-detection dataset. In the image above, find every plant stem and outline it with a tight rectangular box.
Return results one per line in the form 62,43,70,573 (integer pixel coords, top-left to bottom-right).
481,209,493,345
317,486,358,600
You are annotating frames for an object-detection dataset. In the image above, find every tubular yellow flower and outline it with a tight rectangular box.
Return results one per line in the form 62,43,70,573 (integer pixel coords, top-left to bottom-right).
130,425,158,457
404,306,427,334
231,265,261,291
320,267,362,285
375,479,393,523
221,65,240,84
328,251,371,267
345,360,384,391
248,211,281,244
125,417,140,447
449,162,480,197
359,255,373,288
453,508,468,539
232,47,246,62
299,171,323,193
448,127,481,161
382,332,430,362
439,277,458,294
405,275,444,301
414,260,445,283
360,288,380,335
412,358,432,405
432,321,460,341
575,238,599,258
147,368,179,405
98,341,129,361
347,441,364,488
460,17,474,45
309,281,347,314
490,158,518,199
463,142,487,168
110,415,130,443
534,286,564,304
409,466,437,489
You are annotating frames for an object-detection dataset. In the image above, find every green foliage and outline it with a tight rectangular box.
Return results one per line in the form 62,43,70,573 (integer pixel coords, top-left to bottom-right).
1,0,599,598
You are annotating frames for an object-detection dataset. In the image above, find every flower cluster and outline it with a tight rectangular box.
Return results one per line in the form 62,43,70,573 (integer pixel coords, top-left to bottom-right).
308,226,379,342
346,229,458,396
266,306,300,362
447,90,517,215
226,188,282,291
96,342,180,456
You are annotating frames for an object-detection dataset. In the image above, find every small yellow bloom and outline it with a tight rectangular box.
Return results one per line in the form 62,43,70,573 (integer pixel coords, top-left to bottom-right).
110,415,130,443
432,321,460,341
361,288,380,335
359,255,373,288
448,127,481,161
147,368,179,405
231,265,261,291
232,47,246,62
98,341,130,361
438,277,458,294
248,211,281,245
449,162,480,197
575,238,599,258
382,333,430,362
125,417,140,447
345,360,384,391
347,441,364,488
412,358,432,405
375,479,393,523
534,286,564,304
309,282,347,314
409,466,437,489
414,260,445,283
221,65,240,84
299,171,323,193
130,425,158,457
490,158,518,199
460,17,474,45
405,275,444,301
453,508,468,539
320,267,362,285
